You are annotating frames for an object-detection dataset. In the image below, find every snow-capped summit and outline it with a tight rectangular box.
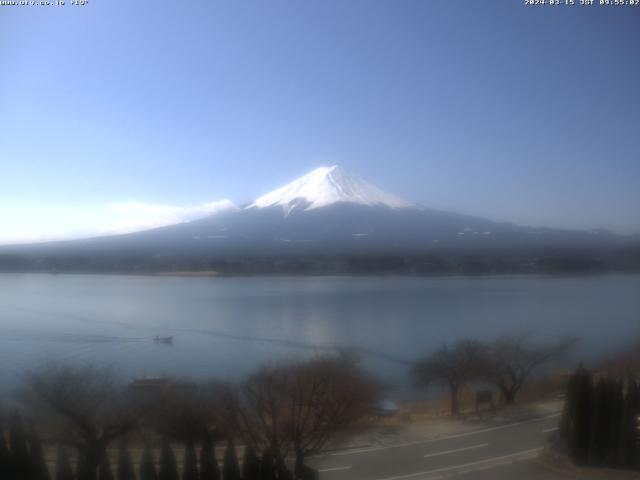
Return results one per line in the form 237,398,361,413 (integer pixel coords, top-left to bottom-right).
247,165,414,214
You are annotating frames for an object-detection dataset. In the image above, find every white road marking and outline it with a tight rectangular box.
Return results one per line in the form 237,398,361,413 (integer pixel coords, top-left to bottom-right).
375,447,544,480
542,427,558,433
318,465,352,473
329,412,561,457
423,443,488,459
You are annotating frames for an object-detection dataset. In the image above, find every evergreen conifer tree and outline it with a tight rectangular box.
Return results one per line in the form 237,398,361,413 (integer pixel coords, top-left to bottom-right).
630,379,640,468
222,440,240,480
9,410,30,479
77,453,97,480
183,441,199,480
199,436,219,480
116,443,136,480
620,378,640,468
259,449,276,480
139,446,157,480
559,371,576,441
158,439,179,480
242,445,260,480
275,455,291,480
558,374,576,445
569,366,593,465
28,425,52,480
0,420,9,480
589,377,610,466
606,378,624,465
54,447,75,480
98,452,115,480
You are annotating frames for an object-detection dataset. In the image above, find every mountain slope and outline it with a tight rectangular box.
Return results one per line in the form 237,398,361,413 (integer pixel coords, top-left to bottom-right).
0,165,637,274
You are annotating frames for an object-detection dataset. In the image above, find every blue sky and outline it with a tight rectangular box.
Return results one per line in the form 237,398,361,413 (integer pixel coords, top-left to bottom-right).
1,0,639,243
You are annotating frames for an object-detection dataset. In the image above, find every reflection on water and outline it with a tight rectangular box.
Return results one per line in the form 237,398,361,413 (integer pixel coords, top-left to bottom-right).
0,273,639,394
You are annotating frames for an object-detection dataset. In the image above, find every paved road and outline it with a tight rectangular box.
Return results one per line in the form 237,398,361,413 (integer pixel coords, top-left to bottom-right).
310,413,563,480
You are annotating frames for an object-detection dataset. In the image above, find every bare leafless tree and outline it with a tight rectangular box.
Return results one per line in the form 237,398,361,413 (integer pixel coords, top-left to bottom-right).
148,381,226,444
20,364,143,480
224,364,290,457
414,340,488,415
484,333,576,405
225,355,380,472
284,356,380,473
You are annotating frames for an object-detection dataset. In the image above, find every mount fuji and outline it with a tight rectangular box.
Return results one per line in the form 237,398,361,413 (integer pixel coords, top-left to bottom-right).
246,165,413,213
1,166,636,274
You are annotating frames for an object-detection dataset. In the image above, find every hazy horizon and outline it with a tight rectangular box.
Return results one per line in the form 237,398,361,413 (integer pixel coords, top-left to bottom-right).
2,1,639,243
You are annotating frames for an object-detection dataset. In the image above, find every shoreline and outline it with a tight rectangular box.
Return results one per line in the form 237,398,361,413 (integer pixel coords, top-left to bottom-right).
1,270,639,279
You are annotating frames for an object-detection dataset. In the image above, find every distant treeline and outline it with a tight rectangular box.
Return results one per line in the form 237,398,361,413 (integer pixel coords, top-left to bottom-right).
1,249,639,275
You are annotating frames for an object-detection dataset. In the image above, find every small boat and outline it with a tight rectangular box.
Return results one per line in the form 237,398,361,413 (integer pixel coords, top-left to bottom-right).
153,335,174,344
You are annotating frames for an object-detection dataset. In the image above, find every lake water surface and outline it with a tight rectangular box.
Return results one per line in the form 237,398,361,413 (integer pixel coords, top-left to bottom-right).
1,273,639,395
